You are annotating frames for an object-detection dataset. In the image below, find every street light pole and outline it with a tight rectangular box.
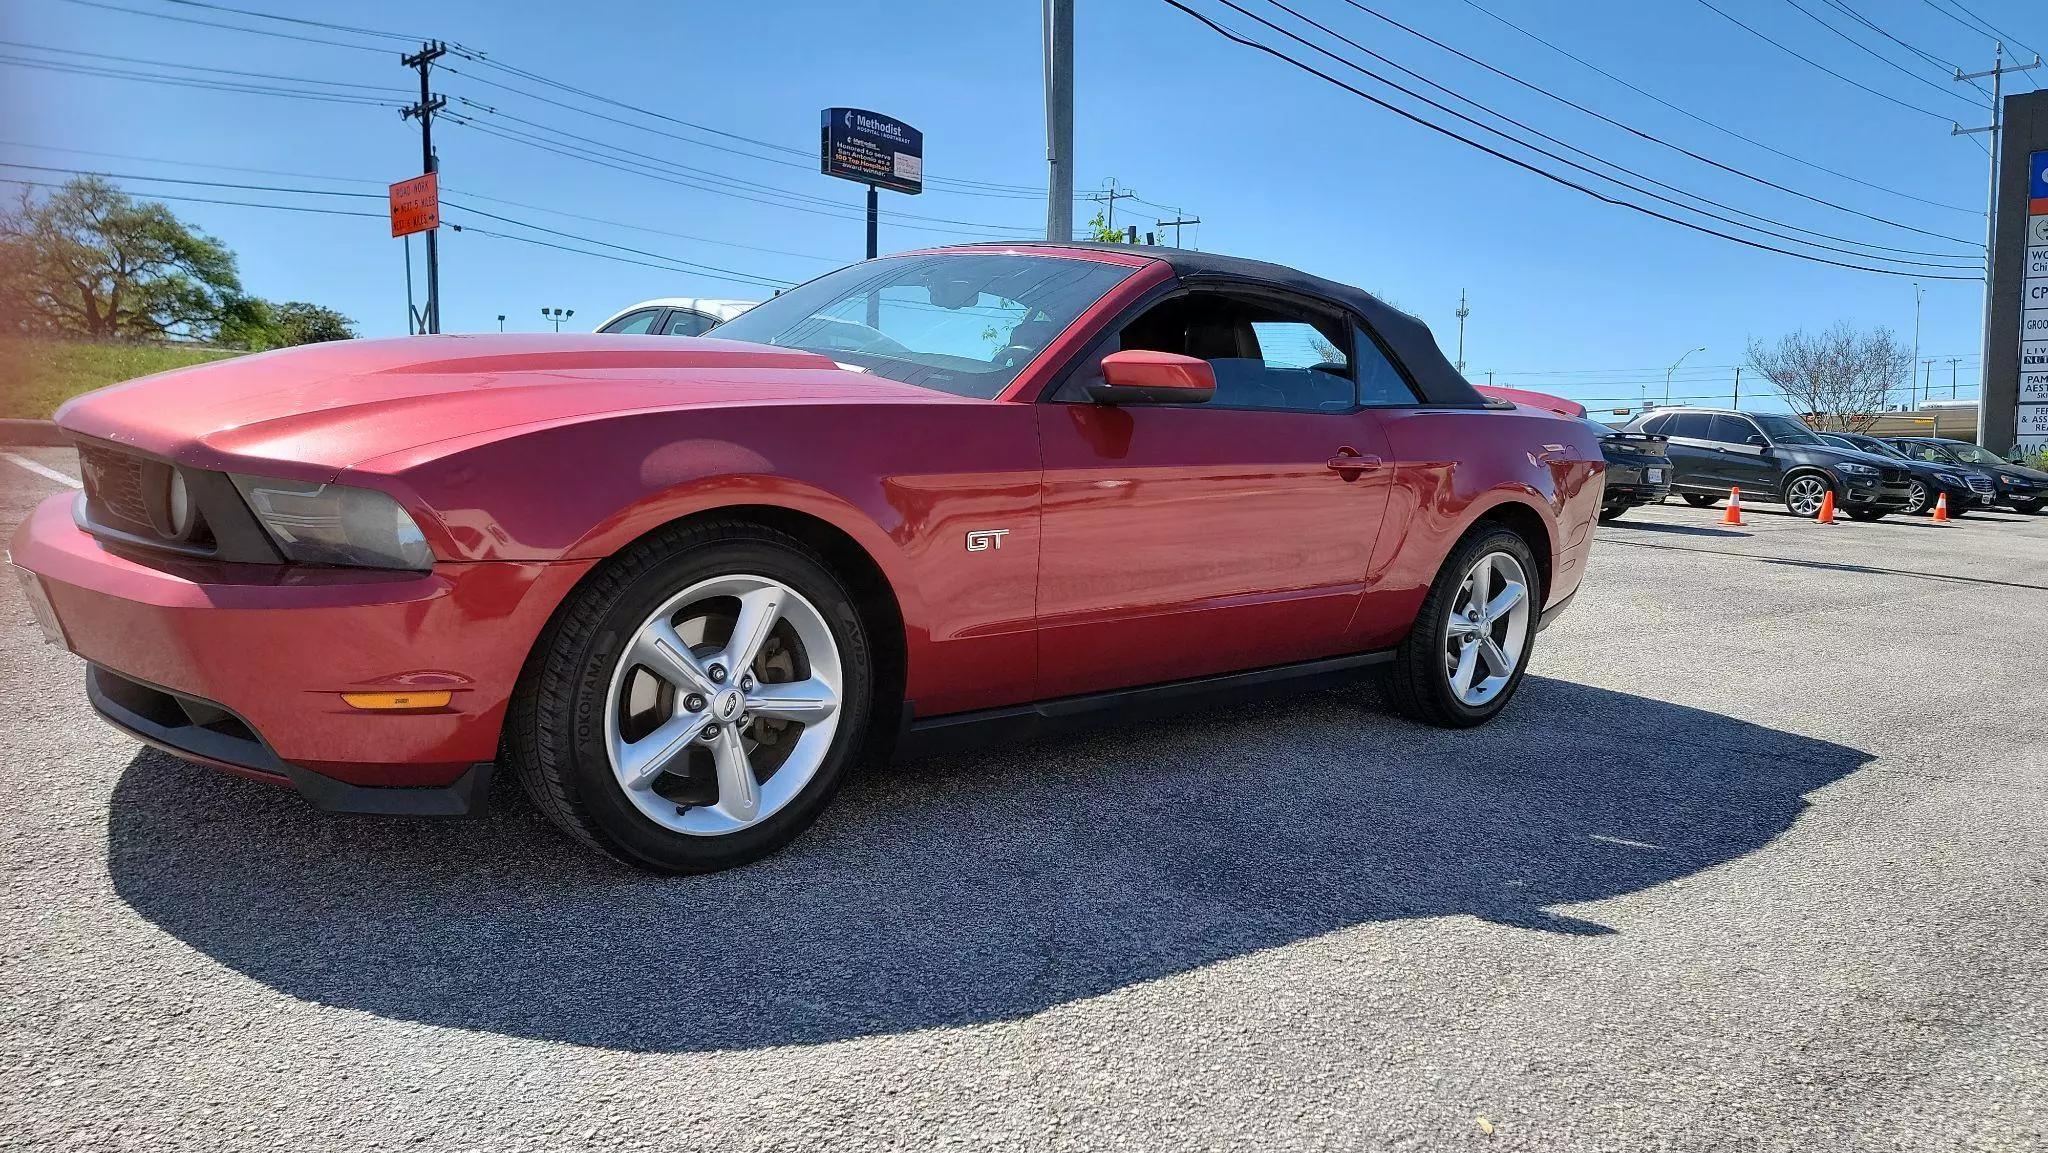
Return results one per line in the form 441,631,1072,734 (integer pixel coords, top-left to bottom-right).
540,306,574,333
1665,346,1707,406
1043,0,1074,242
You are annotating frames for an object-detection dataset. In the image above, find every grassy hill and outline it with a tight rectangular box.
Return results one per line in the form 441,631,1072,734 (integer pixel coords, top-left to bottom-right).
0,338,244,420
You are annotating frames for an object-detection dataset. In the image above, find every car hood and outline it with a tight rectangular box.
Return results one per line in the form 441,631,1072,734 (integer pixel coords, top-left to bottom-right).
54,334,965,472
1992,461,2048,482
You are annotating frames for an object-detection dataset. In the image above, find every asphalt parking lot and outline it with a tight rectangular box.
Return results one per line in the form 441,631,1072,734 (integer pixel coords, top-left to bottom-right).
2,447,2044,1152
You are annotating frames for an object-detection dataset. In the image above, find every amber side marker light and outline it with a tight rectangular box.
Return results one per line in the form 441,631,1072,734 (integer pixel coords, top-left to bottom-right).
341,690,452,711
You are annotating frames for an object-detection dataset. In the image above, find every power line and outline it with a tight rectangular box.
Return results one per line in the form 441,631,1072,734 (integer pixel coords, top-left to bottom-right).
1320,0,1980,251
1192,0,1981,272
0,160,383,198
0,175,384,218
0,39,412,93
1689,0,1961,121
1813,0,1969,77
441,202,792,290
55,0,392,53
1161,0,1980,280
0,55,403,107
1774,0,1983,106
1917,0,2042,76
146,0,423,43
1452,0,1975,214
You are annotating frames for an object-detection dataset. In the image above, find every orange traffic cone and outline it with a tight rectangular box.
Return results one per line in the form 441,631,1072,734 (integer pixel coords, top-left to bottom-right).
1721,486,1744,526
1931,493,1951,523
1816,489,1837,524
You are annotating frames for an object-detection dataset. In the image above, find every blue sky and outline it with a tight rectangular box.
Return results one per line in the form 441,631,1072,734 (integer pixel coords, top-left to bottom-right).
1,0,2038,413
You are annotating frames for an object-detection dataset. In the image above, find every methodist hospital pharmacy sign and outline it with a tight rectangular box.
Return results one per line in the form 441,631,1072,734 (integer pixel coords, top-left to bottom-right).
820,108,923,195
2022,151,2048,452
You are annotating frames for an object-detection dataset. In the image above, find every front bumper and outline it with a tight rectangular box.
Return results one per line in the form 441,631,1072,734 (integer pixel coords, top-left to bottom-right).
1839,474,1911,508
10,493,591,800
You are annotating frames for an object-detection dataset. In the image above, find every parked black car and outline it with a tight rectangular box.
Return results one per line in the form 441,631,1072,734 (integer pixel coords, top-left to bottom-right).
1588,418,1672,523
1816,432,1995,516
1885,438,2047,515
1621,407,1912,519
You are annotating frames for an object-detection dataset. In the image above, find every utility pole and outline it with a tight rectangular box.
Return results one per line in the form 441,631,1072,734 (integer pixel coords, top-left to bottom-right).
1922,359,1934,410
1910,281,1922,410
1156,214,1201,247
1088,178,1138,234
1952,43,2042,442
1948,356,1961,399
1453,289,1469,373
1043,0,1073,242
400,41,447,334
1733,366,1742,408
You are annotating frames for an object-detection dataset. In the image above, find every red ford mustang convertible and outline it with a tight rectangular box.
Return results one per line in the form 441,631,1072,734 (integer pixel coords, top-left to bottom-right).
10,244,1604,871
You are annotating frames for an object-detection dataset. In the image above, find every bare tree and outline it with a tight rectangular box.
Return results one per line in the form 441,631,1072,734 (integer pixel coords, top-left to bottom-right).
1746,322,1912,432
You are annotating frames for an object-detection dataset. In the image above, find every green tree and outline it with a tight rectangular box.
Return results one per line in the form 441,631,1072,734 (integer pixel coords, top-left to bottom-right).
213,297,358,350
1084,210,1129,244
272,301,355,345
0,176,242,341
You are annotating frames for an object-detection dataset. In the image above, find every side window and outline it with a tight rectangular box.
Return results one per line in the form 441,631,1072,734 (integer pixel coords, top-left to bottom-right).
1353,325,1420,406
664,310,716,336
1091,292,1356,412
1664,413,1712,439
1708,414,1757,445
1639,413,1670,435
600,309,662,335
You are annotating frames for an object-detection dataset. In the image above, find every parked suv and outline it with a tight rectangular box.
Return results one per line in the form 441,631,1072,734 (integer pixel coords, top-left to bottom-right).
1621,407,1912,519
1885,437,2048,515
1817,432,1995,516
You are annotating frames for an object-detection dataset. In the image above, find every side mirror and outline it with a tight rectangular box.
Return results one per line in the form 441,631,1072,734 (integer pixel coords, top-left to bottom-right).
1747,434,1769,448
1088,350,1216,405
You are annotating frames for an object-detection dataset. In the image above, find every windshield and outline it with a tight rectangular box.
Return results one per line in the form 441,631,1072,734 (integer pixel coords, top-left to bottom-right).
711,253,1137,398
1752,414,1822,445
1940,442,2002,465
1850,436,1905,459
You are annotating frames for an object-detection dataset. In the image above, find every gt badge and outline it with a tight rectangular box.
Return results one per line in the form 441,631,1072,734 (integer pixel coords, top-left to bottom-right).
965,529,1010,552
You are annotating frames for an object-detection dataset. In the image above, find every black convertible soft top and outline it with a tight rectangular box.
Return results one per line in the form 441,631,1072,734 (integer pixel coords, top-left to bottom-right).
970,242,1486,406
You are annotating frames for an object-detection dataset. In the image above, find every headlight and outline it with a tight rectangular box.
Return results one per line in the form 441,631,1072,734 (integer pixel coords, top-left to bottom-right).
1934,472,1964,487
1836,462,1878,477
229,475,434,571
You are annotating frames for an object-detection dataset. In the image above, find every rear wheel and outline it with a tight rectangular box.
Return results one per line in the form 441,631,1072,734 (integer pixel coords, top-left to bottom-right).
507,521,873,873
1784,473,1831,518
1681,493,1719,508
1383,527,1540,728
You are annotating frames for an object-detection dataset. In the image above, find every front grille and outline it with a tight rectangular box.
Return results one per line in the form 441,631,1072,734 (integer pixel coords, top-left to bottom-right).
78,443,153,534
1967,475,1995,494
1880,467,1909,484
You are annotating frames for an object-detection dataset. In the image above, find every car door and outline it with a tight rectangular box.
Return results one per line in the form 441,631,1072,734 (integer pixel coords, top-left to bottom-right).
1655,412,1720,491
1708,414,1778,493
1033,288,1395,698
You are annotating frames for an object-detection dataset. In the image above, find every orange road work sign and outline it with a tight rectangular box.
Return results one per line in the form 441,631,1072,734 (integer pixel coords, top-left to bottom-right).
389,173,439,238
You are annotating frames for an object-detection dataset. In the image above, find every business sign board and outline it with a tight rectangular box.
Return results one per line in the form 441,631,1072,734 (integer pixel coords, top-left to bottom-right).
820,108,923,195
2019,149,2048,457
389,173,439,238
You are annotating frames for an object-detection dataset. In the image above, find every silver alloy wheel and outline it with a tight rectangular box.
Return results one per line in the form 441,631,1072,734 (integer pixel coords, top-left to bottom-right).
603,574,842,837
1442,551,1532,707
1904,480,1930,515
1787,475,1829,517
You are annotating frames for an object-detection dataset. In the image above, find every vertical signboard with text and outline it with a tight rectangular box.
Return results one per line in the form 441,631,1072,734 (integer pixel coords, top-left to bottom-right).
2021,149,2048,454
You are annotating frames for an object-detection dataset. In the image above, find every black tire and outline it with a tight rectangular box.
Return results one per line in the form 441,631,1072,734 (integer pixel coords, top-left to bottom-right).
1382,525,1541,729
1901,479,1932,516
2012,500,2045,516
1845,508,1887,521
1597,504,1628,524
505,520,874,873
1783,472,1833,519
1681,493,1719,508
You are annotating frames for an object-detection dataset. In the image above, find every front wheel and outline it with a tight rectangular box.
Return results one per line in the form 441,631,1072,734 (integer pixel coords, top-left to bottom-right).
1845,508,1887,521
1901,479,1932,516
1597,503,1629,524
2012,499,2045,516
1681,493,1719,508
1784,474,1831,518
1383,527,1540,728
507,521,873,873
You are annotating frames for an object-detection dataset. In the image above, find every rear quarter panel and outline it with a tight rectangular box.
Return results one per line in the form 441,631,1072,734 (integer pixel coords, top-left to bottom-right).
1348,406,1604,649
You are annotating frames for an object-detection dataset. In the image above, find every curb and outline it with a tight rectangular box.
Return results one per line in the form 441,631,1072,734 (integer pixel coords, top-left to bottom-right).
0,420,65,448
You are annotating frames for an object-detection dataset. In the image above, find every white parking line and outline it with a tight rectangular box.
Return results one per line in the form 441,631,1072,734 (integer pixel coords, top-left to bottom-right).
1,452,81,489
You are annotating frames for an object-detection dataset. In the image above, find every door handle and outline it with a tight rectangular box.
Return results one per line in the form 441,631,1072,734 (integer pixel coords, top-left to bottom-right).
1326,450,1384,477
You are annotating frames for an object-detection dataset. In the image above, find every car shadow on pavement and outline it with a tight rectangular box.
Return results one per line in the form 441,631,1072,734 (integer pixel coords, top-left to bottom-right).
1600,520,1748,538
104,675,1869,1054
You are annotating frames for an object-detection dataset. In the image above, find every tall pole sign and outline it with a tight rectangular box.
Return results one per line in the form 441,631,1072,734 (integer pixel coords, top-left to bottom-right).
820,108,923,260
2019,149,2048,454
